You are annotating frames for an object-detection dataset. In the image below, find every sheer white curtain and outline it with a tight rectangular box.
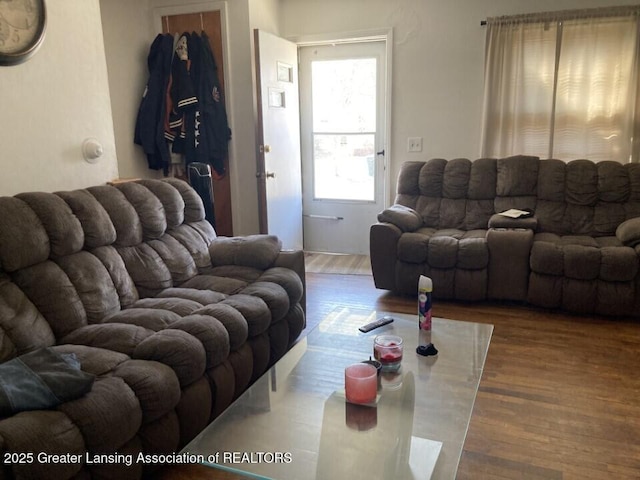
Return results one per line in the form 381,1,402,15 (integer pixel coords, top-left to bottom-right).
481,7,640,163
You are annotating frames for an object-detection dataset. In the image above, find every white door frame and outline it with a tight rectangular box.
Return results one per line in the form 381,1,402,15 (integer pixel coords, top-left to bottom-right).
291,28,394,209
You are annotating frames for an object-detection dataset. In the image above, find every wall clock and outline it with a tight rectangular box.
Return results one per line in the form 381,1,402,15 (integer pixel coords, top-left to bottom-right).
0,0,46,66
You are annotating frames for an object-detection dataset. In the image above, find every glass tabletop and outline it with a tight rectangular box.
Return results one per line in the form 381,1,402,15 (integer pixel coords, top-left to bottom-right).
182,307,493,480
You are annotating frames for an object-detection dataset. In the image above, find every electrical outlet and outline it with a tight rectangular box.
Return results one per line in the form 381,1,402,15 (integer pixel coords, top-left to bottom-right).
407,137,423,152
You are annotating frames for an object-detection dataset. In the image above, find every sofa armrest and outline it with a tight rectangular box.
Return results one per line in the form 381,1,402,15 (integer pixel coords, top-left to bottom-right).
377,205,423,232
488,213,538,230
616,217,640,247
273,249,306,313
208,234,282,269
370,222,402,290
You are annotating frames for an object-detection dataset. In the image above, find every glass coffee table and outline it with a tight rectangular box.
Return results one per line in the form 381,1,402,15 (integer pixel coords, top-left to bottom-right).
183,307,493,479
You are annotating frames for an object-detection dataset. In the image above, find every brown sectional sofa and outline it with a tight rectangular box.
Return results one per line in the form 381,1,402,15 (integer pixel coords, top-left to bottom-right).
0,179,305,479
370,155,640,316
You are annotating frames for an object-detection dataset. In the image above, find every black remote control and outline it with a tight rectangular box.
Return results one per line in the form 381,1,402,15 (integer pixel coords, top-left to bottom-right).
359,315,394,333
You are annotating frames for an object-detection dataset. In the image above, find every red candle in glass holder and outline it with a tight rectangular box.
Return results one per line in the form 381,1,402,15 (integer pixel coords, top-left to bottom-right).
373,335,403,372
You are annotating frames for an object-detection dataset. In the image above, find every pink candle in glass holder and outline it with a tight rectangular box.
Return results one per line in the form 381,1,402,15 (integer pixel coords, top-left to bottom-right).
344,363,377,404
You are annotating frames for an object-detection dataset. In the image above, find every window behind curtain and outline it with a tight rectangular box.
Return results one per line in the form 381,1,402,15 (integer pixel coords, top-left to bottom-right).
481,8,640,163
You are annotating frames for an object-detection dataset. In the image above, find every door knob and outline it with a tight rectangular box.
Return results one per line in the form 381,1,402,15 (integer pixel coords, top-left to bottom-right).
260,145,272,153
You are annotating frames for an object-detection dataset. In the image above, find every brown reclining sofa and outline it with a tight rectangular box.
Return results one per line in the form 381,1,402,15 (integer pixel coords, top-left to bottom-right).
0,179,305,479
371,155,640,316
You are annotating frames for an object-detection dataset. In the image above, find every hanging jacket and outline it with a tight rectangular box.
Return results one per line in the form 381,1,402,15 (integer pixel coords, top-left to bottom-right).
134,34,173,171
193,32,232,177
164,32,198,154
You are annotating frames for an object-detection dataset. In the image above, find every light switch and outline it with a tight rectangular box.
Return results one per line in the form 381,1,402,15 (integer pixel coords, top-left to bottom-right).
407,137,423,152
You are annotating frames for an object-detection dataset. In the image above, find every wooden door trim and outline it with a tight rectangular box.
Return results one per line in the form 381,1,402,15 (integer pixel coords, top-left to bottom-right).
253,29,268,234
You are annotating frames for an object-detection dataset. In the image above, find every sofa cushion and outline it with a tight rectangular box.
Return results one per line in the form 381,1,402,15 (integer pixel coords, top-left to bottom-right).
439,198,466,229
457,232,489,270
530,236,564,276
137,179,186,228
16,193,84,259
377,204,422,232
191,304,248,351
466,199,495,230
616,217,640,247
600,246,638,282
148,235,198,284
180,275,248,295
597,161,630,203
442,158,471,199
118,244,173,297
0,411,85,479
103,308,181,331
418,158,447,197
56,252,121,324
0,276,55,361
240,282,290,323
564,245,600,280
56,376,141,452
163,178,206,222
397,232,430,263
115,183,167,240
12,261,87,339
537,159,566,201
57,190,117,248
566,160,598,206
91,246,139,307
0,197,49,272
112,359,180,423
221,294,272,337
468,158,497,200
131,297,203,317
497,155,539,196
156,287,226,305
88,186,144,247
531,234,637,282
428,235,459,269
594,202,626,235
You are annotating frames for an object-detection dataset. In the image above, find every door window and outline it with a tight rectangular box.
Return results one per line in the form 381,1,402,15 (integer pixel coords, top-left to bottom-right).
311,58,377,202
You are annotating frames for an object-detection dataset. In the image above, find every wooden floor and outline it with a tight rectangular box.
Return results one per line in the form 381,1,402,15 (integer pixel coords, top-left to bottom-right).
304,252,371,275
161,273,640,480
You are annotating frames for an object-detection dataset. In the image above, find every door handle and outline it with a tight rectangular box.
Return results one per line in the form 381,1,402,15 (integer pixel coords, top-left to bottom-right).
256,171,276,179
304,214,344,220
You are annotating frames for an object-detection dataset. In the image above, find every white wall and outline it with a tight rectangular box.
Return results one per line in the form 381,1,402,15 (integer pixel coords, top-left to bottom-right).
0,0,118,195
280,0,640,200
100,0,162,182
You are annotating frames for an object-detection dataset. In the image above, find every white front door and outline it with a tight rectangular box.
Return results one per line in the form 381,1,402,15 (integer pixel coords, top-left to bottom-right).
254,29,303,250
299,41,387,254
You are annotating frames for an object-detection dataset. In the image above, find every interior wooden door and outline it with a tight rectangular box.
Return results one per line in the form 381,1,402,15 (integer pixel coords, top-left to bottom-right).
254,30,303,250
162,11,233,236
